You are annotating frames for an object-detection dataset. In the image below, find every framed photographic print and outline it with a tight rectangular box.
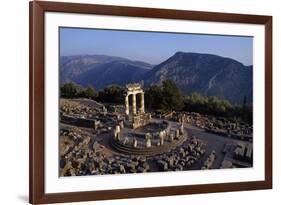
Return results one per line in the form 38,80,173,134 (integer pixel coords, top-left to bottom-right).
29,1,272,204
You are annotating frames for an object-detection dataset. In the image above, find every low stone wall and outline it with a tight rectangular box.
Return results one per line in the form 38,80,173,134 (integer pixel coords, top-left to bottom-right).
111,121,187,156
132,113,151,129
61,114,96,128
110,133,187,156
131,121,170,139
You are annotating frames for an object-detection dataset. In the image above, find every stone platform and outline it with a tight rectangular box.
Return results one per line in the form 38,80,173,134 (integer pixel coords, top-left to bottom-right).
110,134,188,156
110,120,188,156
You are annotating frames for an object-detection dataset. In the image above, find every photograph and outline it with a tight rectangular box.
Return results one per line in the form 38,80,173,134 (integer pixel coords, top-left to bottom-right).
59,27,254,177
28,1,273,203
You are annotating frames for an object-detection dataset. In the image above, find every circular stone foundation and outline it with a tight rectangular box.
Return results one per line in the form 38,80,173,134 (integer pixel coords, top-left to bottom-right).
110,120,188,156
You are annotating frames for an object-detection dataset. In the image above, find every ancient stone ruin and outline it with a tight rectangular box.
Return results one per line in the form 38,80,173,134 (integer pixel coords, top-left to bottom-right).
124,83,150,129
110,83,188,156
59,83,253,177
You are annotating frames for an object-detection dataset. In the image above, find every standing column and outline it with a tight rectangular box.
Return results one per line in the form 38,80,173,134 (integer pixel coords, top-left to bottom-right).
132,93,137,115
125,95,129,117
140,92,145,113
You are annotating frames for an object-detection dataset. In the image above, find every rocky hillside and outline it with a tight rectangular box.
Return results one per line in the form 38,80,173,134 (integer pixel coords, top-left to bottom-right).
60,55,152,90
144,52,253,104
60,53,253,104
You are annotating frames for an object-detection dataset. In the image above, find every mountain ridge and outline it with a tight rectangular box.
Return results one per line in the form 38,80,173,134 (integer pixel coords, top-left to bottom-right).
144,52,252,104
60,52,253,104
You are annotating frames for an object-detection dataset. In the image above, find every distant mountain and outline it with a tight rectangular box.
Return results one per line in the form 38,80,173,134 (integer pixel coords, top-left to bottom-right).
60,53,253,104
60,55,152,89
144,52,253,104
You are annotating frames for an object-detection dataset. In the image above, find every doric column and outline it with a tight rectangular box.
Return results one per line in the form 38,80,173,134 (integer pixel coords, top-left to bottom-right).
132,93,136,115
125,95,129,117
140,92,145,113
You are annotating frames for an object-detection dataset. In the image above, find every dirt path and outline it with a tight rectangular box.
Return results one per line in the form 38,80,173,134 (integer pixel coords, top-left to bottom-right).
185,124,249,170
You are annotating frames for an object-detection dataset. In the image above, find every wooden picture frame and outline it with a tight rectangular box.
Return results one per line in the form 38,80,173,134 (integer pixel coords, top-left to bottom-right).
29,1,272,204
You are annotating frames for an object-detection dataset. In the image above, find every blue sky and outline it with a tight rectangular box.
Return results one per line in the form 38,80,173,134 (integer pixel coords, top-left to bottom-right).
60,27,253,66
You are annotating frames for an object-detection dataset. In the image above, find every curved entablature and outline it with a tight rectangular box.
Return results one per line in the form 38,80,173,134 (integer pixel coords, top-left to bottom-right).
126,83,142,91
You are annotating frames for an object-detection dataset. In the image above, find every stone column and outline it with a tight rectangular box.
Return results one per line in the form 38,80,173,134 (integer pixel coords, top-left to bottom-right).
133,138,138,148
132,93,137,115
125,95,129,117
146,138,151,148
140,92,145,113
180,122,184,135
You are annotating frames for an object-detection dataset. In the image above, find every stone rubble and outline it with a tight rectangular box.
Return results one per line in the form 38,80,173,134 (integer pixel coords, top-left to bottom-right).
60,126,206,176
154,136,205,171
162,112,253,142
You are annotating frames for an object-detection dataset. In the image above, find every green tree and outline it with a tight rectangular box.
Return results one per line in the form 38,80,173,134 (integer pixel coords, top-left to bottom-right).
184,93,233,116
98,85,125,104
145,85,162,110
60,83,98,100
145,80,184,111
77,86,97,99
85,87,97,99
160,80,184,111
60,82,78,98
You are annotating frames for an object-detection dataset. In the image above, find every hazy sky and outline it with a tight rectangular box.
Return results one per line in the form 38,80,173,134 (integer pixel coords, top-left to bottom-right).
60,27,253,66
